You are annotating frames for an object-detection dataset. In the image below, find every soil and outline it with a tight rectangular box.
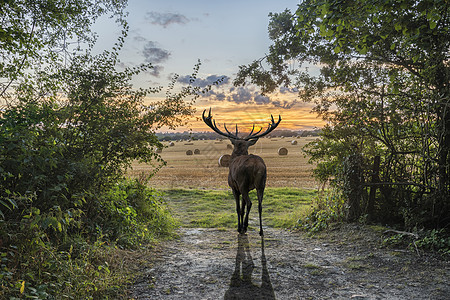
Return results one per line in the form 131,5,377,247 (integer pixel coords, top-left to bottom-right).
129,225,449,299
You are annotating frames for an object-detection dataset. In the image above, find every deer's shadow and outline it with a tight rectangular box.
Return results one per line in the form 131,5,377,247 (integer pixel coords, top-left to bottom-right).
224,234,275,300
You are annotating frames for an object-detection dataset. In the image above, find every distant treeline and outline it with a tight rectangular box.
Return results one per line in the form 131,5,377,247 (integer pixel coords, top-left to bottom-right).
156,129,321,141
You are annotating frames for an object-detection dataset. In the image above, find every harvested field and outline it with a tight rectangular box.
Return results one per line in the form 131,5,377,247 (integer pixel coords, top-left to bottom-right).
130,137,318,189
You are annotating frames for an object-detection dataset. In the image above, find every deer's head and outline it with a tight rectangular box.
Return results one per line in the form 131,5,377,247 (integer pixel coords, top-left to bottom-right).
229,139,258,157
202,108,281,157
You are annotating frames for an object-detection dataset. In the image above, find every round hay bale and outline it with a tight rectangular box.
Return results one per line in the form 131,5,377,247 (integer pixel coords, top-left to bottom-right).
186,150,193,155
218,154,231,167
155,148,162,153
227,144,233,150
194,149,201,155
291,140,298,145
278,147,288,156
169,142,175,147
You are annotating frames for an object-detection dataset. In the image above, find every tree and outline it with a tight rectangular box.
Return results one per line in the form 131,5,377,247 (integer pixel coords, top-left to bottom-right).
0,0,208,222
235,0,450,229
0,1,210,296
0,0,127,100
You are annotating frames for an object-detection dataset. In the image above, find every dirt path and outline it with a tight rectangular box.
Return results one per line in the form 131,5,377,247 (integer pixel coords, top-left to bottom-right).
130,226,449,299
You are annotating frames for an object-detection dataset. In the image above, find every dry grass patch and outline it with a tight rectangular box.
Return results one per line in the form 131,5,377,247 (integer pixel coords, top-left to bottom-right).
130,137,318,189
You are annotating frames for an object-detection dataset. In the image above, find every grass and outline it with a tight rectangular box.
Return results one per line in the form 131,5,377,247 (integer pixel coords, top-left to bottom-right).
161,187,316,230
130,138,319,230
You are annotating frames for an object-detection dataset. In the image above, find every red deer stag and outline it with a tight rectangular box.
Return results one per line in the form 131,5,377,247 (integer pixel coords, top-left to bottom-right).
202,109,281,236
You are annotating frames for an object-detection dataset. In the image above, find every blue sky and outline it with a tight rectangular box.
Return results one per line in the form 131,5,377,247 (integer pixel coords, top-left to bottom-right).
93,0,324,132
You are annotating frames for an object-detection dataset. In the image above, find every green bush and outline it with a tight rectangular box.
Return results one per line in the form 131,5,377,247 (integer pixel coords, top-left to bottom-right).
0,35,199,299
0,179,177,298
96,179,178,248
415,229,450,255
296,191,345,234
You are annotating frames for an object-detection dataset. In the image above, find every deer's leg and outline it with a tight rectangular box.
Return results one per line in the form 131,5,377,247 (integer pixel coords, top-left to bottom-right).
232,189,242,233
257,188,264,236
240,200,246,234
242,191,252,233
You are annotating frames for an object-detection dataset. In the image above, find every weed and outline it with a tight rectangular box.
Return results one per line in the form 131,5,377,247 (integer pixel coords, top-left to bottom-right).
295,190,345,234
415,229,450,255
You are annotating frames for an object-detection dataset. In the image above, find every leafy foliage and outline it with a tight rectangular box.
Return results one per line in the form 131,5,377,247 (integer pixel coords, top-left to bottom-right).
0,0,128,99
0,0,211,297
0,43,199,295
295,191,345,234
415,229,450,255
0,179,176,298
236,0,450,233
98,179,177,247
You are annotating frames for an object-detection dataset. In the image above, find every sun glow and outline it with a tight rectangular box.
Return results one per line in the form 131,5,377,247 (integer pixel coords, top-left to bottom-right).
153,99,325,133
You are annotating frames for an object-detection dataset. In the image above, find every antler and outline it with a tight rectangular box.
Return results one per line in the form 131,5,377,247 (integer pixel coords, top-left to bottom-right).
202,108,239,139
202,108,281,140
242,114,282,140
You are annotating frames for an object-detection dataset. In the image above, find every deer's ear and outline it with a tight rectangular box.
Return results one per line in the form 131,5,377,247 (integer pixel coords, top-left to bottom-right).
248,138,258,146
229,138,237,145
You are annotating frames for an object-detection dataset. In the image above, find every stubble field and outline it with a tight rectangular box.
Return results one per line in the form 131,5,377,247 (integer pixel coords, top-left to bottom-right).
130,137,318,190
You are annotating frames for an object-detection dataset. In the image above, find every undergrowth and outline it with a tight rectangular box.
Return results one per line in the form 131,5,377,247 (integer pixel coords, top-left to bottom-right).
0,179,177,299
294,190,346,234
383,229,450,256
296,190,450,256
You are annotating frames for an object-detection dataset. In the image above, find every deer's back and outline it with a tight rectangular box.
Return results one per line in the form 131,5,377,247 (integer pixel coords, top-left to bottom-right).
228,154,267,192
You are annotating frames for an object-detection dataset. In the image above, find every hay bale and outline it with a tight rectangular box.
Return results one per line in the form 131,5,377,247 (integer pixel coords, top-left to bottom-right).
291,140,298,145
278,147,288,156
169,142,175,147
186,150,193,155
155,148,162,153
227,144,233,150
194,149,201,155
218,154,231,167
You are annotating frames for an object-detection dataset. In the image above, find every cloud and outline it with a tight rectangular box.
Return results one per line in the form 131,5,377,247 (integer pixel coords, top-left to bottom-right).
145,12,190,27
219,86,298,109
228,87,253,103
147,65,165,77
177,74,230,87
215,92,226,101
254,94,270,105
272,99,299,109
133,35,147,43
142,41,171,64
279,86,299,94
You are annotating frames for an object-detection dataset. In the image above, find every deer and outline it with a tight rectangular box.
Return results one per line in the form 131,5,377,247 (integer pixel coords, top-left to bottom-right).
202,108,281,236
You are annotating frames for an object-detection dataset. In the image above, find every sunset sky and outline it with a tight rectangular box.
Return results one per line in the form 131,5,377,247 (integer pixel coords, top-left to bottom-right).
93,0,325,132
